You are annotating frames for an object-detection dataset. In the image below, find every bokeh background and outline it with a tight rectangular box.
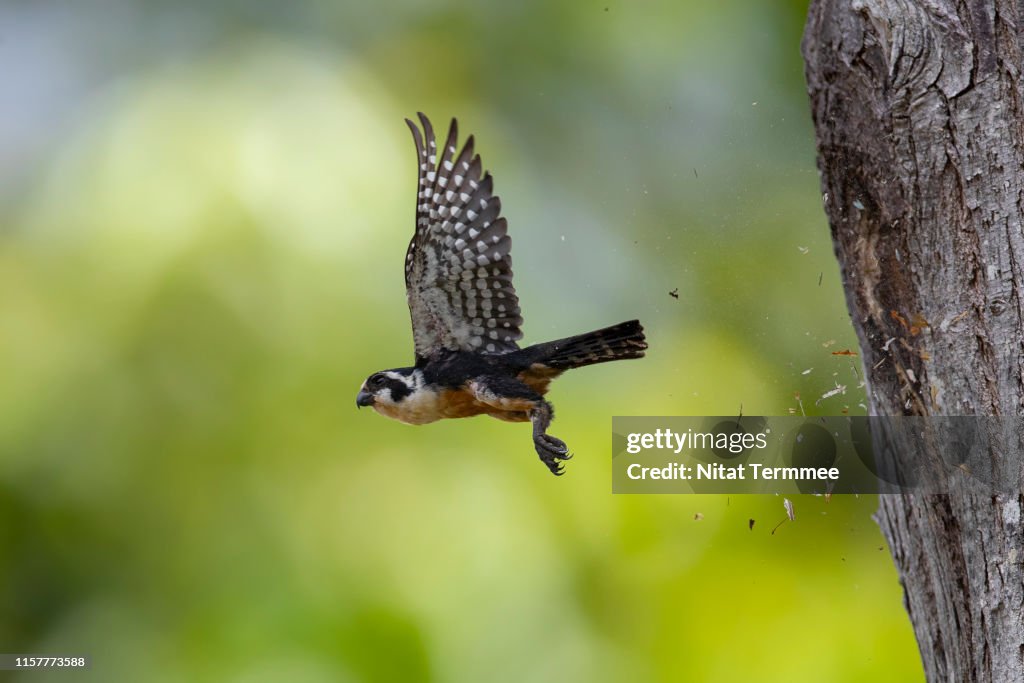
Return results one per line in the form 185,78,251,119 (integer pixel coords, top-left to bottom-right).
0,1,923,681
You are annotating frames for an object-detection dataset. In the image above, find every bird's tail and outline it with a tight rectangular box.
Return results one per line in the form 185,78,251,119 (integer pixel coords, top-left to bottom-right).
527,320,647,371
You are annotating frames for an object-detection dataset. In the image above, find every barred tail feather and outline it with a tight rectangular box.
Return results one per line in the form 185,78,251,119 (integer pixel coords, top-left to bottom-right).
529,320,647,370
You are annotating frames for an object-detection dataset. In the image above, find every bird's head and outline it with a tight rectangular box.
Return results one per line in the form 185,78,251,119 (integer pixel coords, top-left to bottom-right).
356,367,439,425
356,368,419,412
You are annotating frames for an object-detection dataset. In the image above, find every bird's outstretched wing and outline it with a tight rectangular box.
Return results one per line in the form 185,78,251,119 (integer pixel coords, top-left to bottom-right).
404,113,523,363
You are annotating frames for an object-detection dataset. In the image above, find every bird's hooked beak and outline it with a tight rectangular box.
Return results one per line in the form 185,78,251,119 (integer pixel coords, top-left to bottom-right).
356,389,375,409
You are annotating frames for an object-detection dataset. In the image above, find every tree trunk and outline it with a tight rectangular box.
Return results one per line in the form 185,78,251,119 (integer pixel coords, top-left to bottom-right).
802,1,1024,680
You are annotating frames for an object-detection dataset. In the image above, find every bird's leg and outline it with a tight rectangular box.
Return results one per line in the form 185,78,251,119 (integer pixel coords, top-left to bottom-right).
529,399,572,475
467,378,572,475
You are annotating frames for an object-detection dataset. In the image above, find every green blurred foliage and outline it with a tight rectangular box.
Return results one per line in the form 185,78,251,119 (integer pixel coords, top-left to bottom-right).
0,1,922,681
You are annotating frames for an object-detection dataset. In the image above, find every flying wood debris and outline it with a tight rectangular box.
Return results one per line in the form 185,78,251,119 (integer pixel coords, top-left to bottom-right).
771,499,796,535
816,384,847,405
890,309,909,331
793,392,806,416
831,349,858,356
669,288,679,299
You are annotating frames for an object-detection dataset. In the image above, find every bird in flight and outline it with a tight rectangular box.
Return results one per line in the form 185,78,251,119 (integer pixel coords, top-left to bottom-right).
356,113,647,475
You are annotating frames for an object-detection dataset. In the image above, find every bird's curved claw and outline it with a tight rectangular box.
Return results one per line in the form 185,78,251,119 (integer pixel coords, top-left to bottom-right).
535,433,573,475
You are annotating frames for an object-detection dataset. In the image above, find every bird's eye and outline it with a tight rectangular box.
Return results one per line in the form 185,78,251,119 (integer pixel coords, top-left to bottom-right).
369,374,384,387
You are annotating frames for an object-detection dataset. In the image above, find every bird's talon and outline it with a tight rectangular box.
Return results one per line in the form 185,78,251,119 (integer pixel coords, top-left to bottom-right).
536,434,572,474
542,435,567,451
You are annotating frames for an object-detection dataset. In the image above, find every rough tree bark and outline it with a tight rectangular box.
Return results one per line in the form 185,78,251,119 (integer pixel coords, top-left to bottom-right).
803,1,1024,681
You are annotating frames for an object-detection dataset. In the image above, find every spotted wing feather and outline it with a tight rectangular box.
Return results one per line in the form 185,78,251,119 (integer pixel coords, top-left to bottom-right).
404,113,523,362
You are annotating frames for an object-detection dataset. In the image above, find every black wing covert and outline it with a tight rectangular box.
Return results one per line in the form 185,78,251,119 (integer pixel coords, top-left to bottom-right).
403,113,523,362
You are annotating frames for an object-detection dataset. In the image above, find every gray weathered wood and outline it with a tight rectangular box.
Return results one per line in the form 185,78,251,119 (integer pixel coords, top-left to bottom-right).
802,1,1024,680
